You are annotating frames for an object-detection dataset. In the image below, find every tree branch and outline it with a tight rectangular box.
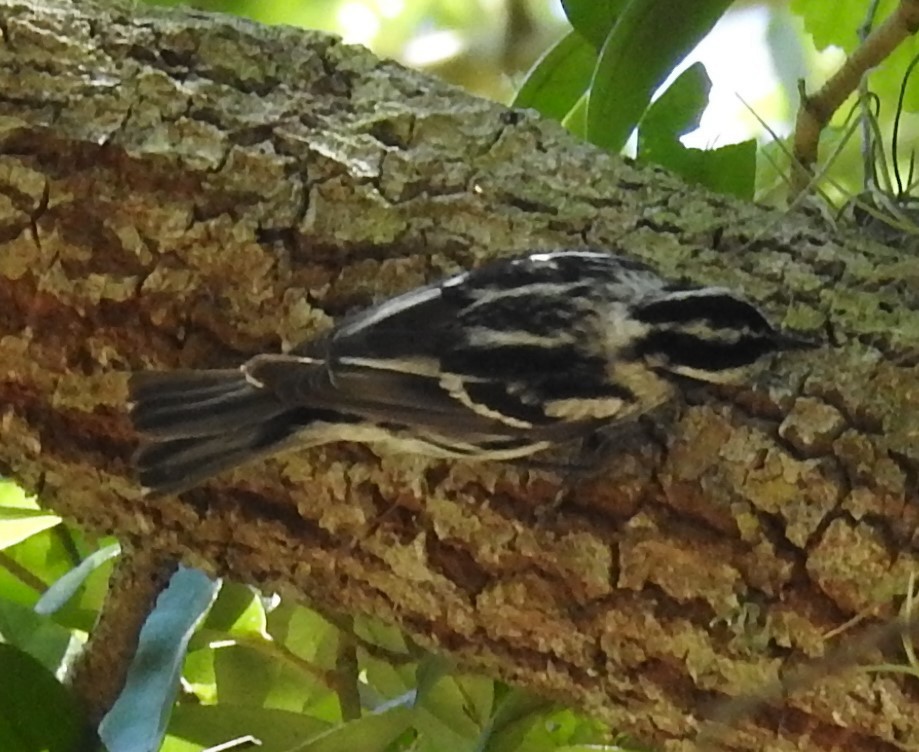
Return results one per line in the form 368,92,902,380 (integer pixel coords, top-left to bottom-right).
67,547,176,725
791,0,919,197
1,1,918,750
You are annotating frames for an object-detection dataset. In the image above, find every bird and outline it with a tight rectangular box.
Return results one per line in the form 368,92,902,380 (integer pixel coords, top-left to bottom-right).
129,249,815,495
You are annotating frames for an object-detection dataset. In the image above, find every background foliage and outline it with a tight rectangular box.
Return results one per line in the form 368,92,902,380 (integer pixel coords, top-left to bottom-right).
1,1,917,751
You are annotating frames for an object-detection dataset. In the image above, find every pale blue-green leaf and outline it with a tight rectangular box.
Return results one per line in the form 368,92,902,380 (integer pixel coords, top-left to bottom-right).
100,567,221,752
34,542,121,615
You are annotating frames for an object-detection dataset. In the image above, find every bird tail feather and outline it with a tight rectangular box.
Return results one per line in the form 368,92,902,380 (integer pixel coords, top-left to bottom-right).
129,370,296,495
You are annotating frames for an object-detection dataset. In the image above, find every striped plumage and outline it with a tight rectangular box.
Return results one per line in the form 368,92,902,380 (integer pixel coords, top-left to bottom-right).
130,250,813,494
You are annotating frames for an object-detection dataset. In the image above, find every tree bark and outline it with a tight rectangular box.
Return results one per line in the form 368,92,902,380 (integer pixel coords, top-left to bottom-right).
1,1,918,749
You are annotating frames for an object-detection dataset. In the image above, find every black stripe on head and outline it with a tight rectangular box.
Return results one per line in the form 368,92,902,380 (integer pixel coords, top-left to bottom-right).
637,331,780,373
636,291,774,335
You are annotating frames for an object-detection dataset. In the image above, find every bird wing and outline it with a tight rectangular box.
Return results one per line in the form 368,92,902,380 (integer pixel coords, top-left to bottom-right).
254,252,653,443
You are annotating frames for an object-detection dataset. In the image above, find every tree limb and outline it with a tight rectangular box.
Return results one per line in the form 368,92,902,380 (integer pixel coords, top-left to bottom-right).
66,547,177,725
791,0,919,197
1,1,918,749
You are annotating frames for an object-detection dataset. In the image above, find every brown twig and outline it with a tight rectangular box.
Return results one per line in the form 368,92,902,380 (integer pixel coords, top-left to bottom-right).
696,607,919,751
791,0,919,198
0,549,49,593
334,616,364,721
66,547,177,725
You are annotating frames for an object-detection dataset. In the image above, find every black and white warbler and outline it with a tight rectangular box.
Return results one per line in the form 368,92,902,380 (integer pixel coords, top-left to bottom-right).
130,250,814,494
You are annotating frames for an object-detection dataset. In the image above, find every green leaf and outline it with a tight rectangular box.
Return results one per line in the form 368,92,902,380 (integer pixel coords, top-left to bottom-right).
560,0,630,50
0,596,79,673
414,673,482,746
293,707,413,752
586,0,733,152
48,540,121,633
164,704,331,752
0,523,79,608
100,567,220,752
273,603,340,668
697,140,759,199
790,0,883,52
205,631,340,719
637,61,757,199
640,62,711,142
0,480,34,507
213,642,277,709
513,31,596,122
789,0,919,112
562,93,588,138
179,642,216,704
34,543,121,616
0,643,87,752
476,688,554,752
352,614,409,657
454,675,495,729
201,581,268,638
414,654,454,703
360,652,413,708
646,139,758,199
0,506,61,550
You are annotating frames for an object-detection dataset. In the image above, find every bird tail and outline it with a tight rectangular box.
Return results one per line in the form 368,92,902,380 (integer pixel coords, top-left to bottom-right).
129,370,297,495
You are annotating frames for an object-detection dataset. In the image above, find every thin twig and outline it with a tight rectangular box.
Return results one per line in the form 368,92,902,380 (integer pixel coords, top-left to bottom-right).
791,0,919,198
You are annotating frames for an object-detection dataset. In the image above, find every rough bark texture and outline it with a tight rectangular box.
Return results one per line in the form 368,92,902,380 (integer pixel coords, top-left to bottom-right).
66,547,177,725
1,1,918,749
